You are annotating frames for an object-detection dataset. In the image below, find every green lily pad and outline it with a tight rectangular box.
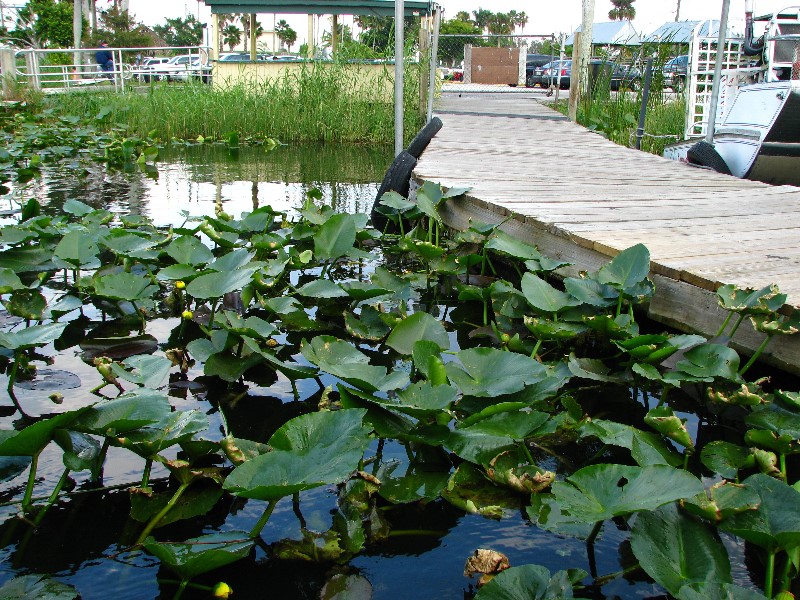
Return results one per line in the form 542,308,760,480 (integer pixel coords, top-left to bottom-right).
700,441,755,479
677,583,768,600
0,575,78,599
0,409,85,456
186,266,259,300
223,409,371,501
0,268,24,294
719,473,800,552
53,230,99,268
314,213,357,261
344,306,391,341
110,354,172,388
631,503,731,596
521,273,576,314
644,405,694,451
0,322,67,350
665,344,742,383
165,235,214,266
597,243,650,291
446,347,547,397
486,230,541,261
116,410,209,457
301,336,408,392
474,564,586,600
144,531,253,581
14,369,81,391
72,389,172,435
93,272,159,302
385,311,449,355
550,463,704,523
53,430,102,472
579,419,682,467
296,279,348,299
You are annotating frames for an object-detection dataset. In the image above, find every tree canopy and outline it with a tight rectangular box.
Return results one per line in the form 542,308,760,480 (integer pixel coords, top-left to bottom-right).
152,15,204,48
609,0,636,21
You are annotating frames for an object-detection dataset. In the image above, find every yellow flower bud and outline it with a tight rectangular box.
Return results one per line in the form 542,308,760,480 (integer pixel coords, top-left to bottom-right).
175,280,186,289
182,310,193,320
211,582,233,599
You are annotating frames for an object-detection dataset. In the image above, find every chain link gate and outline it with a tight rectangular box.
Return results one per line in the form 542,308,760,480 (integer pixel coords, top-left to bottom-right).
435,34,557,93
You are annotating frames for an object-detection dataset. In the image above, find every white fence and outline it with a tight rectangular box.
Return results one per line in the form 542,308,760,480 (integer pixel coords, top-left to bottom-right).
2,45,210,93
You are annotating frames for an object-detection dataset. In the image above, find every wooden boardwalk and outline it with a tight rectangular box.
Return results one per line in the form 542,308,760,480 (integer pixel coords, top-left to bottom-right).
413,92,800,374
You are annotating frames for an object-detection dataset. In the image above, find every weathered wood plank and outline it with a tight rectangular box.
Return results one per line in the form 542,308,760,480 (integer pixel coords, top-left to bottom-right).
414,93,800,373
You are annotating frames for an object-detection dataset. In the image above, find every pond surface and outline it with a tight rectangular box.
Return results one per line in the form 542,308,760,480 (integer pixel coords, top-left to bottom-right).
7,143,392,227
0,144,774,600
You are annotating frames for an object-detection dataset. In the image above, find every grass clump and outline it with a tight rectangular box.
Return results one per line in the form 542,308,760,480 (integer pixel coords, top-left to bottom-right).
553,84,685,156
46,61,425,146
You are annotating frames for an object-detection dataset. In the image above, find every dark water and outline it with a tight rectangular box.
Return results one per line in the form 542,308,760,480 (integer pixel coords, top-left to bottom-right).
0,144,762,599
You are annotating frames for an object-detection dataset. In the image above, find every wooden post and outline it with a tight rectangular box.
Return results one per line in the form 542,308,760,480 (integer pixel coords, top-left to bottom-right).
25,52,41,92
250,14,257,60
568,31,580,121
418,15,430,117
210,13,220,60
0,48,17,98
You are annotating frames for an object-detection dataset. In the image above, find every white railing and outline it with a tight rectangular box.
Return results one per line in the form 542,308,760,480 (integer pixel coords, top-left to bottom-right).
684,22,754,139
12,45,210,93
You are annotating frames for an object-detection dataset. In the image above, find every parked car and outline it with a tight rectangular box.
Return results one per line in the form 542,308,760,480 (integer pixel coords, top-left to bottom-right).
151,54,211,83
136,56,170,82
540,60,572,89
540,59,641,91
662,54,688,92
525,53,553,87
219,52,271,62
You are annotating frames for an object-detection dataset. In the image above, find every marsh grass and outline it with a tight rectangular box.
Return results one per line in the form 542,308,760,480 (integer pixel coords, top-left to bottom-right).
553,72,686,156
48,61,425,145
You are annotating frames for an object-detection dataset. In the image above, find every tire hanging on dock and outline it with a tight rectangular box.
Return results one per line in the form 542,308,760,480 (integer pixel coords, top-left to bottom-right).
686,141,732,175
370,151,417,232
370,118,443,231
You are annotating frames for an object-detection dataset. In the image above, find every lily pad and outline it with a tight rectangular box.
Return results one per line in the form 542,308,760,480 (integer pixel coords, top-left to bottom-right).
385,311,449,355
474,564,586,600
550,463,704,523
0,575,78,599
223,409,371,501
446,347,548,397
441,462,520,519
630,503,732,596
144,531,253,581
79,334,158,361
14,369,81,391
719,473,800,552
72,389,172,436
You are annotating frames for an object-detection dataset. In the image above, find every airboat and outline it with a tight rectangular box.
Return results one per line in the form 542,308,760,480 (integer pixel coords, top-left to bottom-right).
664,1,800,186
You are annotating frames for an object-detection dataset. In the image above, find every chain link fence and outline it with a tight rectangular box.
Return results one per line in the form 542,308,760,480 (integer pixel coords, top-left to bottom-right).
436,34,557,93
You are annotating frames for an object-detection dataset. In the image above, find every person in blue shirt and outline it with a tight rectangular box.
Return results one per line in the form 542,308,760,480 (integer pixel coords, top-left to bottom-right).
95,42,114,76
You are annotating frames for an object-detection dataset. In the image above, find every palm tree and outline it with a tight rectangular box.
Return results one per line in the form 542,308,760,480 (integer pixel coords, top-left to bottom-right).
455,11,471,23
222,23,242,51
472,8,492,35
274,19,297,52
609,0,636,21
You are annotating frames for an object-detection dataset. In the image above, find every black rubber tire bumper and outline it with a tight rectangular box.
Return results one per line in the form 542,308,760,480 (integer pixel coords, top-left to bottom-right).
686,141,732,175
370,151,417,231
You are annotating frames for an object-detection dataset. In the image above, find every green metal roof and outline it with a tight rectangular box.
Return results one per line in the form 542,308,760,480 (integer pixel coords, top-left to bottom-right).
202,0,435,16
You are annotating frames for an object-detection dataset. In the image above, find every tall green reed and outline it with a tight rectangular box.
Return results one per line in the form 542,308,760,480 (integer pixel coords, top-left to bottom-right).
48,60,425,145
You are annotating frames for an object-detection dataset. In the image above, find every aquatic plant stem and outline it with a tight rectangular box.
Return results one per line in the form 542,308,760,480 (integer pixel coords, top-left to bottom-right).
778,552,793,593
172,580,189,600
6,353,25,415
765,550,776,598
21,450,41,514
33,467,70,526
716,311,734,337
728,314,747,338
92,438,111,482
141,458,153,489
739,335,772,376
586,520,603,545
249,498,279,539
135,482,192,545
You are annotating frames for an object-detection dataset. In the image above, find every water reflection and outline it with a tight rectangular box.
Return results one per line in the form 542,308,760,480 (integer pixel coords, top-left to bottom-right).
7,144,393,226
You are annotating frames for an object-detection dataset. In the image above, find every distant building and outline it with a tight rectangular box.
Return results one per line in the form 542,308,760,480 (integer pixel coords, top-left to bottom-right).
641,20,740,45
566,21,641,47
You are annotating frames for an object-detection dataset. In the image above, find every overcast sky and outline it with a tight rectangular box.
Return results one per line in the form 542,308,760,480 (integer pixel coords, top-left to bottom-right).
89,0,800,40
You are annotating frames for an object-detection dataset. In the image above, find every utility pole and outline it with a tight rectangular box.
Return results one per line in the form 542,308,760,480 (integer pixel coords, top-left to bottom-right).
676,0,682,21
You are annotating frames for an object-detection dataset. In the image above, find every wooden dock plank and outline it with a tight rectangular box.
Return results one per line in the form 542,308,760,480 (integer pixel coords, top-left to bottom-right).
414,93,800,373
